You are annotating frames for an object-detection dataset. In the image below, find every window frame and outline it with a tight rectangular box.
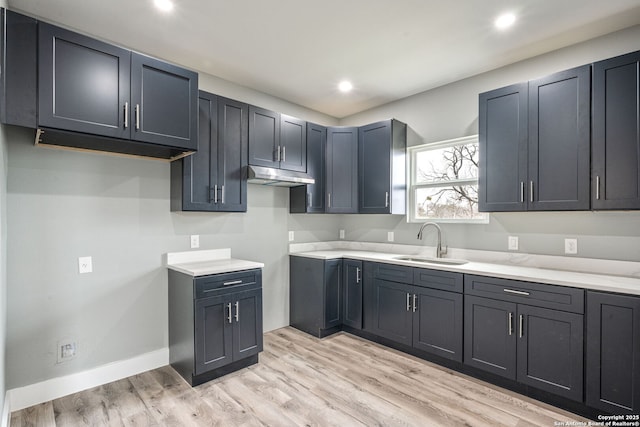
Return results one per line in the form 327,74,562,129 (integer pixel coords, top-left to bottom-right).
407,134,489,224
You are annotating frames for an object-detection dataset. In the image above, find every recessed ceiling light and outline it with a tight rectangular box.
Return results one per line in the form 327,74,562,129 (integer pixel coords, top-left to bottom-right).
154,0,174,12
494,13,516,30
338,81,353,93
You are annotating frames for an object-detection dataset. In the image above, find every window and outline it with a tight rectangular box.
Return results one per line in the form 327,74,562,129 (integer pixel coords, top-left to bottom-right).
408,135,488,223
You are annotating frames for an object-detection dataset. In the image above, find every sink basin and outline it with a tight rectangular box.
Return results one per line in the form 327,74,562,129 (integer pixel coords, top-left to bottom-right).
394,256,468,266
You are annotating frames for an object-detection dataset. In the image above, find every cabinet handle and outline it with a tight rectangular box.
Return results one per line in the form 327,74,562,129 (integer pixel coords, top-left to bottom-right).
406,293,411,311
221,185,225,204
223,280,243,286
412,294,417,313
356,267,361,283
503,288,530,296
276,146,281,162
519,314,524,338
213,184,218,204
530,181,534,203
508,312,513,336
135,104,140,130
385,192,389,208
308,192,312,208
282,146,286,162
328,193,331,208
124,102,129,129
520,182,524,203
235,301,240,322
596,175,600,200
227,303,232,324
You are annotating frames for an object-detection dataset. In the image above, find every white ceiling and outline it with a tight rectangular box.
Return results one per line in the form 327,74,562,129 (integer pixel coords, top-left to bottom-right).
10,0,640,118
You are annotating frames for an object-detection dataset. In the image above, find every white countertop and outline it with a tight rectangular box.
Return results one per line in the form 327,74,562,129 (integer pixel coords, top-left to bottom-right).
291,248,640,296
166,249,264,277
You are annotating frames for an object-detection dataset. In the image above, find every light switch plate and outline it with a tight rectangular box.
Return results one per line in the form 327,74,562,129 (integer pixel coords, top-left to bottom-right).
387,232,394,242
190,235,200,249
78,256,92,274
339,229,345,239
508,236,518,251
288,231,295,242
565,238,578,254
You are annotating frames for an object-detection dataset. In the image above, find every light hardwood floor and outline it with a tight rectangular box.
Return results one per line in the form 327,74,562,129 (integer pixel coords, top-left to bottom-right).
11,327,589,426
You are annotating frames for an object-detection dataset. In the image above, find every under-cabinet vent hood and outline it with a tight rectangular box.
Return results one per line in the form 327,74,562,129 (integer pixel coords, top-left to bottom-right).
247,165,315,187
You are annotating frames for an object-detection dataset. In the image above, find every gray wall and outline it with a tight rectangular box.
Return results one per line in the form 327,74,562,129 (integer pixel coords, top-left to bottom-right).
1,124,7,411
5,76,338,389
335,25,640,262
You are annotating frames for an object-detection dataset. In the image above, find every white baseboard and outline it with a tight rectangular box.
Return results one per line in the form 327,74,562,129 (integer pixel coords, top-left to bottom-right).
9,347,169,412
1,391,10,427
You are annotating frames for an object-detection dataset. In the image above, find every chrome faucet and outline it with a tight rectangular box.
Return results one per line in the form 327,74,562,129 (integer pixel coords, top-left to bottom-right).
417,222,448,258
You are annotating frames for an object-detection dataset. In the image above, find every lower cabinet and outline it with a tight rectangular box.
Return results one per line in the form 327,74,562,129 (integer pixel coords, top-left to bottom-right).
367,262,464,362
343,259,363,330
289,256,342,337
464,276,584,401
586,291,640,414
169,268,263,386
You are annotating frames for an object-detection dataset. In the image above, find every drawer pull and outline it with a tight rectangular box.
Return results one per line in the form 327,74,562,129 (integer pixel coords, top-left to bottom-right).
503,288,530,296
223,280,243,286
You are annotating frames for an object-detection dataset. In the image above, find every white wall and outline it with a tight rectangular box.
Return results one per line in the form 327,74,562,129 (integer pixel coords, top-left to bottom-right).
336,25,640,262
0,123,7,415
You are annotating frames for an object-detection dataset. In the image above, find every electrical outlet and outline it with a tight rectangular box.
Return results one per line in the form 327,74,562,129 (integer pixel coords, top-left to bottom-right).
78,256,92,274
339,229,345,239
565,238,578,255
387,232,394,242
508,236,519,251
57,339,77,363
190,235,200,249
288,231,295,242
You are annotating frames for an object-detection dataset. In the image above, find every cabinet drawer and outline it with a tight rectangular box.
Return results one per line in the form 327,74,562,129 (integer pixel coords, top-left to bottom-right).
195,269,261,298
372,263,413,284
464,275,584,314
413,268,463,293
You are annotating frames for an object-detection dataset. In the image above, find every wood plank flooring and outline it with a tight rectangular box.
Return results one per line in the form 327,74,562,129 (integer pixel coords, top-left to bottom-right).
11,327,589,426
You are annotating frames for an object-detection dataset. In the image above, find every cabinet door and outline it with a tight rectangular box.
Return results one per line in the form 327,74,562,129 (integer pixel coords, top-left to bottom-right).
343,260,363,330
280,115,307,172
464,296,517,380
516,305,583,401
370,278,413,346
587,291,640,414
38,22,131,139
195,294,233,375
592,51,640,210
528,65,590,210
248,106,280,168
326,127,358,213
299,123,326,213
324,260,343,329
359,120,392,214
478,83,528,212
232,288,263,361
413,287,463,362
130,53,197,150
217,97,248,212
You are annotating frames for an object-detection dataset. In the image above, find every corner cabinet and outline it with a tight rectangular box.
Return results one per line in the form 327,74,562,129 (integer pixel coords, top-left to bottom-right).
586,291,640,414
342,259,363,330
592,51,640,210
171,91,248,212
326,126,358,213
35,20,198,158
289,256,342,338
168,268,263,386
290,123,326,213
479,65,591,212
358,119,406,214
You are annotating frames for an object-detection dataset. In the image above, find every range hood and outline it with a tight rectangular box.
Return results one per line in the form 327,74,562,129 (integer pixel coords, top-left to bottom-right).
247,165,315,187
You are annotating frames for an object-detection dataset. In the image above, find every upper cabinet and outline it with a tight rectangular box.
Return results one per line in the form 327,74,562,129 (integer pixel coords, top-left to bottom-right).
290,123,326,213
358,119,406,215
248,106,306,172
592,51,640,210
326,126,359,213
2,10,198,160
479,65,591,212
171,91,248,212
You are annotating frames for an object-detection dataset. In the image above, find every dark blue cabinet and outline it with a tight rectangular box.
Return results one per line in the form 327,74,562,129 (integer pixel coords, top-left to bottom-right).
249,107,306,172
592,51,640,210
326,126,358,213
290,123,326,213
343,259,363,330
171,91,248,212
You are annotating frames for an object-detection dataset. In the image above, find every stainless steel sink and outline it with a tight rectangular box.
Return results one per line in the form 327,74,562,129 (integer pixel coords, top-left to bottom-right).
394,256,468,266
